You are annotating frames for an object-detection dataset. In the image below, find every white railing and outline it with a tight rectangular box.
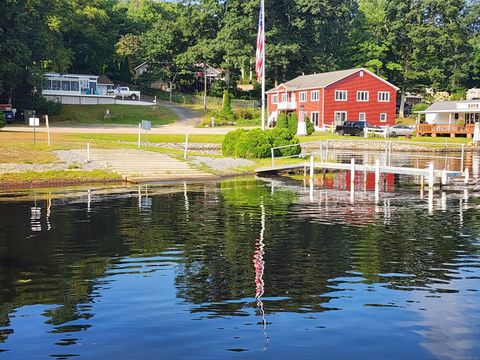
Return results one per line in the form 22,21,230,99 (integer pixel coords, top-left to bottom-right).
277,101,297,111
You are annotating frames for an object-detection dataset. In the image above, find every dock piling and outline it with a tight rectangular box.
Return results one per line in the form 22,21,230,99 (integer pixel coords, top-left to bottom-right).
428,163,435,190
310,155,314,179
464,167,470,184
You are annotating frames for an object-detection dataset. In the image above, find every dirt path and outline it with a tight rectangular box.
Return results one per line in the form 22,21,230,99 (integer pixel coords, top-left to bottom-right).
156,100,202,126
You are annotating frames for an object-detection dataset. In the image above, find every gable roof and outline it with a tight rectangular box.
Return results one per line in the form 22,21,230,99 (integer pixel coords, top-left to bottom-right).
97,75,114,85
417,100,480,113
134,62,148,71
266,68,399,93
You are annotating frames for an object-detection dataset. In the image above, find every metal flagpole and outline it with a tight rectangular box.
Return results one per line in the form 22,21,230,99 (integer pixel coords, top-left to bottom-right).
261,0,266,131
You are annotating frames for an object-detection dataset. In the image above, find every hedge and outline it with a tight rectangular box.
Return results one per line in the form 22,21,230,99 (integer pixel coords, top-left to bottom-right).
0,112,5,129
221,128,301,159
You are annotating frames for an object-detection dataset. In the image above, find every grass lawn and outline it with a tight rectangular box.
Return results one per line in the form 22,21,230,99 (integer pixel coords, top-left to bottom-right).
51,104,179,126
0,170,121,189
75,133,226,144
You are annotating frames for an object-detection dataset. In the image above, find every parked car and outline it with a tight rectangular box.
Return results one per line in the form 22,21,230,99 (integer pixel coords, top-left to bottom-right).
335,121,377,136
2,111,15,124
388,124,415,137
107,87,141,100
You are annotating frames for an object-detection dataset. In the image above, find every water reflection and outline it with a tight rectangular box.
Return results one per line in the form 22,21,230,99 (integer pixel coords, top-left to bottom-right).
0,179,478,359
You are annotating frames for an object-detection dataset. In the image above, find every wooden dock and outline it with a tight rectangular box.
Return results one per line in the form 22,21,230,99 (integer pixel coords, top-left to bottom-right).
256,161,463,179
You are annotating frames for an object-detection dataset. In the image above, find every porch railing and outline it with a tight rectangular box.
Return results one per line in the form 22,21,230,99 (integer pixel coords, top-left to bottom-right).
417,124,475,135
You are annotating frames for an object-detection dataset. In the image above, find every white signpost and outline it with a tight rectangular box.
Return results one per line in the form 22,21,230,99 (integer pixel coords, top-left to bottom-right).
29,116,40,145
141,120,152,147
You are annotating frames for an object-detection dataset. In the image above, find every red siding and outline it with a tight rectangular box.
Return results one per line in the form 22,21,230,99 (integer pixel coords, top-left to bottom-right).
267,70,397,128
324,71,397,126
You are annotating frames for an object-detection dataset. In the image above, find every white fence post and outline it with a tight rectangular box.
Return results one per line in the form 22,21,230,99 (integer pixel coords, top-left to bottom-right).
271,148,275,167
86,143,90,163
138,123,141,148
184,131,189,160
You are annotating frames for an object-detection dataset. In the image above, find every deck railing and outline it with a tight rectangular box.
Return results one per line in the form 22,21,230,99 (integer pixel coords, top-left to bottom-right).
417,124,475,135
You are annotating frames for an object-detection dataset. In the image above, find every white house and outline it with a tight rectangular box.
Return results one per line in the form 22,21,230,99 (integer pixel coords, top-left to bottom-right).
42,73,118,105
134,62,149,79
418,100,480,125
416,100,480,138
466,88,480,100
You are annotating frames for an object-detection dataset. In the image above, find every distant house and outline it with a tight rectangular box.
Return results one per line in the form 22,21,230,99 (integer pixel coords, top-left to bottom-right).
415,100,480,138
466,88,480,100
194,66,223,84
266,68,399,130
134,62,149,79
42,73,117,105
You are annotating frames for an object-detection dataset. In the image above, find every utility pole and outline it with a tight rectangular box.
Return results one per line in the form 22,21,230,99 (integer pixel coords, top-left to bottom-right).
203,64,207,111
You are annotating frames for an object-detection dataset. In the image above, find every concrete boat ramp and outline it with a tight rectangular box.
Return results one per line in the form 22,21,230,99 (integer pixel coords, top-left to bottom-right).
75,149,218,183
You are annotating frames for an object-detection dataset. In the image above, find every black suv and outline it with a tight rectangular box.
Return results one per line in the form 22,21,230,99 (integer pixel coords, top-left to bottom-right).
335,121,376,136
2,111,15,124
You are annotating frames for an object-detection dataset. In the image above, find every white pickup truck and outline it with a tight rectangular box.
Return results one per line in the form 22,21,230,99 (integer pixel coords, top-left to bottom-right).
107,87,141,100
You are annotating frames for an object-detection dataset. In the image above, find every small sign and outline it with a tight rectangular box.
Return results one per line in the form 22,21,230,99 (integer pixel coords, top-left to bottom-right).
141,120,151,131
29,117,40,127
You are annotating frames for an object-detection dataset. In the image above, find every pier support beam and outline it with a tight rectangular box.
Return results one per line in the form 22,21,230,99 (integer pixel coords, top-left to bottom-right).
428,163,435,190
310,155,314,180
464,167,470,184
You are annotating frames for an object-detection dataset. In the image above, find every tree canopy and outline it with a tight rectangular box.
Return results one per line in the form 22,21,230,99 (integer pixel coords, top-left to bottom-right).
1,0,479,106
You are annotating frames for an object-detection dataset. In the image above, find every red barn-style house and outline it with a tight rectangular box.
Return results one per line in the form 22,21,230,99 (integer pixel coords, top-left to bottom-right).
266,68,399,130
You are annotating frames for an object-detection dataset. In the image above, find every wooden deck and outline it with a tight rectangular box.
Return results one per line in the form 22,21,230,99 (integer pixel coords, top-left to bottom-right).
417,124,475,138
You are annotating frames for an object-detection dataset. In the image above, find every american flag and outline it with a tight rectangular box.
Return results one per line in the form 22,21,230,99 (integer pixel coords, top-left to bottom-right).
255,2,264,83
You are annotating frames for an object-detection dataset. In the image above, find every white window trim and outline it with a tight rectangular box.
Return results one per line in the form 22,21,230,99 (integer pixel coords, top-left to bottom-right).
281,93,289,103
380,113,387,123
311,90,320,102
378,91,390,102
299,91,307,103
359,112,366,121
357,91,369,102
272,94,278,104
335,90,348,101
334,111,348,123
311,111,320,127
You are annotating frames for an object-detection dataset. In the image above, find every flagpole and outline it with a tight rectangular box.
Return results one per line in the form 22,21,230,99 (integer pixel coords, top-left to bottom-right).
261,0,266,131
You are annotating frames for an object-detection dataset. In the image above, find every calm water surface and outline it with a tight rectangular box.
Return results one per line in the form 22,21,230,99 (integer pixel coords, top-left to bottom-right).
0,179,479,359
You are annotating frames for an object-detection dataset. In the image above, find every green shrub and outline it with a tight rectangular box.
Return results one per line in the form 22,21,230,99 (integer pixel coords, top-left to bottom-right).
306,116,315,135
222,90,233,116
0,112,5,129
222,128,248,156
412,103,430,113
276,112,288,129
270,128,300,157
287,112,298,135
221,127,301,159
234,129,273,158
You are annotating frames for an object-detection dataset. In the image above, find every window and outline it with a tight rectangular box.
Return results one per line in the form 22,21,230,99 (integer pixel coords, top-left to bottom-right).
281,93,289,103
52,80,61,91
311,112,320,128
378,92,390,102
357,91,369,102
335,111,347,124
71,81,79,92
299,92,307,102
335,90,347,101
42,80,52,90
272,94,278,104
62,81,71,91
359,112,366,121
380,113,387,122
311,90,320,102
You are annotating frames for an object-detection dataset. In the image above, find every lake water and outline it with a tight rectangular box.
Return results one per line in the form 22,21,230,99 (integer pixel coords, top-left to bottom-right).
0,178,479,360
